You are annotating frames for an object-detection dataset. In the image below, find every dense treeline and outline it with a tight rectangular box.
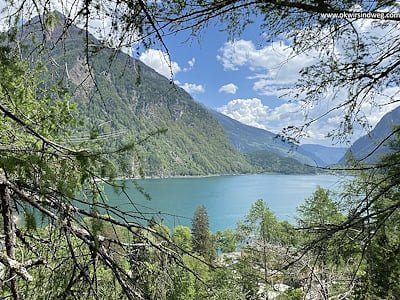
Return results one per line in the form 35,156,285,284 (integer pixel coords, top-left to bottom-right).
245,150,318,174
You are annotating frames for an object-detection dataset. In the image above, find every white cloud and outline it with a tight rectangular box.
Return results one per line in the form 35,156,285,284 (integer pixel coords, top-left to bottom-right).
180,83,205,94
219,83,238,94
218,98,311,135
217,39,316,98
183,57,196,72
218,98,270,130
217,96,400,145
217,29,400,144
139,49,181,78
188,58,195,68
216,98,330,145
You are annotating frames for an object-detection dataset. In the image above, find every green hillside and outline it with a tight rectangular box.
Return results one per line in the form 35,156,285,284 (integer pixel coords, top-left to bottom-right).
245,150,317,174
210,111,322,173
20,15,254,177
211,110,317,165
340,106,400,164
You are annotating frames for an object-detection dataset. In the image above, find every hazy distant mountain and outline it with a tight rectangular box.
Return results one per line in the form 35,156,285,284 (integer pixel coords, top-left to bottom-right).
21,13,254,176
211,110,317,166
301,144,347,166
244,150,317,174
340,106,400,164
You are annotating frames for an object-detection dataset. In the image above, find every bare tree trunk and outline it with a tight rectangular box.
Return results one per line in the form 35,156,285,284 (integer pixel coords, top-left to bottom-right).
0,181,19,300
262,232,268,300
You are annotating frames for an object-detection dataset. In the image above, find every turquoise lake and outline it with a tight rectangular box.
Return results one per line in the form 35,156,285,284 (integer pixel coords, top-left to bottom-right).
104,174,348,232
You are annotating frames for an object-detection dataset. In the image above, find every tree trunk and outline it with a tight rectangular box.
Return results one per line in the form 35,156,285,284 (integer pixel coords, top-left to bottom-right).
0,181,19,300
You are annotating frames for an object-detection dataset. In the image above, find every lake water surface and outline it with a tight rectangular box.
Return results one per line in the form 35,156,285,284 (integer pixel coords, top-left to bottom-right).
104,174,348,231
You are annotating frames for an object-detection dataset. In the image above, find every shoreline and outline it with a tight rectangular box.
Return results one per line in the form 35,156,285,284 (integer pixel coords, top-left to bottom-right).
105,171,337,182
112,173,243,181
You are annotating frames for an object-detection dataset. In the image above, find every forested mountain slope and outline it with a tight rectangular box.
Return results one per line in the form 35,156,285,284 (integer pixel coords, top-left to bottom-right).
211,111,323,173
340,106,400,164
301,144,347,166
211,110,319,164
20,14,254,176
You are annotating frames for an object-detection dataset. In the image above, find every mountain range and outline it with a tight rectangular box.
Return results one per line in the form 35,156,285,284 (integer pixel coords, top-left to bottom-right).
212,111,347,168
19,12,351,176
301,144,347,166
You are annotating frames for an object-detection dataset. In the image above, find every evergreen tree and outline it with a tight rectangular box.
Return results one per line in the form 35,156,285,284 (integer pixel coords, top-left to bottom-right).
191,205,215,262
297,186,344,229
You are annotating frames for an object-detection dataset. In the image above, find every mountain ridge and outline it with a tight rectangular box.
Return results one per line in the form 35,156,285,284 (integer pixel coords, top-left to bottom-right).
211,110,347,167
210,110,316,165
340,106,400,164
20,13,255,177
301,144,347,166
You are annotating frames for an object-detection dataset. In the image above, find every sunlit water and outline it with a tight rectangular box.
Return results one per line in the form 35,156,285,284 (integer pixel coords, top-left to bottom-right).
103,174,348,231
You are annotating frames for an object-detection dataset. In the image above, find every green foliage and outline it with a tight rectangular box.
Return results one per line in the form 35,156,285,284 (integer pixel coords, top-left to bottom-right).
11,225,127,299
275,288,303,300
245,150,318,174
235,199,302,297
24,210,37,232
297,186,344,228
234,255,260,299
191,205,215,262
0,54,83,197
297,186,355,271
297,187,358,298
167,259,196,300
214,229,237,253
352,135,400,299
208,267,245,300
366,213,400,298
237,199,281,244
173,225,192,252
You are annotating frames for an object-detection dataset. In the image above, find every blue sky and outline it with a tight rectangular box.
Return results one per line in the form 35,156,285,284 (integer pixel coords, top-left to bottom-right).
137,24,320,140
157,24,279,109
136,17,400,146
1,1,399,146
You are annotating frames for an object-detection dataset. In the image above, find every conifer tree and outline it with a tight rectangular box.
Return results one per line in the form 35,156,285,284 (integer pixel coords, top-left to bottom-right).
191,205,215,262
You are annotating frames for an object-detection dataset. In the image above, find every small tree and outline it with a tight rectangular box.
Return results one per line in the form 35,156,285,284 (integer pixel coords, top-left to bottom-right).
297,187,346,299
173,225,192,252
215,229,237,254
236,199,282,295
297,187,344,228
191,205,215,262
